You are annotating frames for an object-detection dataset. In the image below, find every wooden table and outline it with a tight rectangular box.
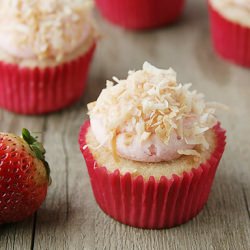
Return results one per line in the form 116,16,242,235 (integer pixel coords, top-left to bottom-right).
1,0,250,249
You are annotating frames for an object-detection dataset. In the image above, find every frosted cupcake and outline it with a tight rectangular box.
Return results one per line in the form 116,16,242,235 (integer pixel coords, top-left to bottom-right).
79,62,226,229
0,0,97,114
95,0,185,30
209,0,250,67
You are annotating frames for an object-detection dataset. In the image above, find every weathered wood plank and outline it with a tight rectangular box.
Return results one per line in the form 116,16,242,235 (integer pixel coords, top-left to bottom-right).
33,112,70,250
33,105,96,250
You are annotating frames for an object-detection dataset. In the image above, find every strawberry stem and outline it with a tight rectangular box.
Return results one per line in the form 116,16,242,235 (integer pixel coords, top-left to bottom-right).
22,128,51,184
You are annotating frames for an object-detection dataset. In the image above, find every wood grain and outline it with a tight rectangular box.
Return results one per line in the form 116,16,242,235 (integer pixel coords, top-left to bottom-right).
1,0,250,249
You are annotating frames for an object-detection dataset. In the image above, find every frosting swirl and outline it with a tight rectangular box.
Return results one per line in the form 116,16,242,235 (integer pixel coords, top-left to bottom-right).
88,62,219,163
0,0,95,61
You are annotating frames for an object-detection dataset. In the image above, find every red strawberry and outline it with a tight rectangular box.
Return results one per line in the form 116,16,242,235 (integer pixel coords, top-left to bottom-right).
0,128,51,224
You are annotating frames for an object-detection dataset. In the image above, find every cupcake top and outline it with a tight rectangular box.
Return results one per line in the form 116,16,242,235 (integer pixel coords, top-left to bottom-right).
88,62,220,163
211,0,250,27
0,0,96,65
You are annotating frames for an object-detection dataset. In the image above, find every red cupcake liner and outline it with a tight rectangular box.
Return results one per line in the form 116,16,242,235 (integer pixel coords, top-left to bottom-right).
95,0,185,30
0,44,96,115
79,121,226,229
209,1,250,67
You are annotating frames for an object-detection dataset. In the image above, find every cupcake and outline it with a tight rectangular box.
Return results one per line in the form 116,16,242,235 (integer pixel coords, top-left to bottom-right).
209,0,250,67
79,62,226,229
95,0,185,30
0,0,97,114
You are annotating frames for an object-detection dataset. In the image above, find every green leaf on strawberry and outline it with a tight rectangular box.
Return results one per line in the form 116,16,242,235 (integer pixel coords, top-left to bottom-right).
22,128,51,183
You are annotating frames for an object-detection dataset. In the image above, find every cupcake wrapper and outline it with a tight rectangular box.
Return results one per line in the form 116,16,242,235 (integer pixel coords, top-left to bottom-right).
209,2,250,67
95,0,185,30
0,44,96,115
79,121,226,229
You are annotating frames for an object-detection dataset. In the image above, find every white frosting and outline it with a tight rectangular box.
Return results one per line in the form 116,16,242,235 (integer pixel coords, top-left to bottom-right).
0,22,90,60
90,115,194,162
211,0,250,27
0,0,95,61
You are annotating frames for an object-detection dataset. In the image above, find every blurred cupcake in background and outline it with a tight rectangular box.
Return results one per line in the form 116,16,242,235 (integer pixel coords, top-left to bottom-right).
95,0,185,30
209,0,250,67
0,0,98,115
79,62,226,229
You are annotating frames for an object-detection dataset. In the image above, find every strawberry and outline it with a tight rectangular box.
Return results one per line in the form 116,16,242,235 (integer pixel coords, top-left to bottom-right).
0,128,51,224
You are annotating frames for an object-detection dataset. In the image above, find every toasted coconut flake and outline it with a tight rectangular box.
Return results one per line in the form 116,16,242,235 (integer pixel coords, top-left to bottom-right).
206,102,229,110
141,132,151,142
88,62,223,156
106,80,114,88
177,149,200,157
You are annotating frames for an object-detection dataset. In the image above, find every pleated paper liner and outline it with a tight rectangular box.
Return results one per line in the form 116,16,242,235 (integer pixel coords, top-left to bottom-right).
79,121,226,229
95,0,185,30
0,44,96,115
209,1,250,67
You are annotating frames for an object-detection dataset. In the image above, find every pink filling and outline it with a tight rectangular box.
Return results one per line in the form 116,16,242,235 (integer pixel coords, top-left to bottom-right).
90,116,195,163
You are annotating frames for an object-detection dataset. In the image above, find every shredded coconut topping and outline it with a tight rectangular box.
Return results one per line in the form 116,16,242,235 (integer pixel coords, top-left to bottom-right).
0,0,95,61
88,62,220,157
